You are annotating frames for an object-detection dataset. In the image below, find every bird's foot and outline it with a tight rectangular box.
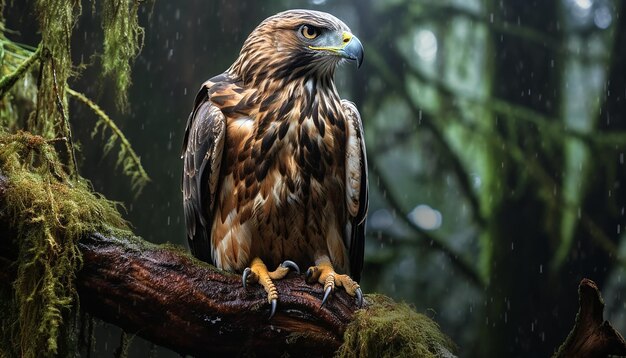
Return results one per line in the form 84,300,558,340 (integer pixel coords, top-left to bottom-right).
305,261,363,307
242,257,299,319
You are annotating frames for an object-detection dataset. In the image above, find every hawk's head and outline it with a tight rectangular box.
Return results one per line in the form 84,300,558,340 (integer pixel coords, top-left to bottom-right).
229,9,364,85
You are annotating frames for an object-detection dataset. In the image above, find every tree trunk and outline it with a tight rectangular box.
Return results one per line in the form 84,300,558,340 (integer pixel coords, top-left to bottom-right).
480,1,568,356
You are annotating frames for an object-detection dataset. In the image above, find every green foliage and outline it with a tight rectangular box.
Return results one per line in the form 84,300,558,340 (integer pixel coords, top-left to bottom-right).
68,88,150,195
0,0,150,355
336,295,457,358
32,0,79,139
0,31,38,131
0,0,150,194
101,0,145,112
0,130,129,357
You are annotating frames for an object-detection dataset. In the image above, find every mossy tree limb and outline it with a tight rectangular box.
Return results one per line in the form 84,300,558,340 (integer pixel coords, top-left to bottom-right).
67,88,150,194
0,171,455,357
0,230,455,357
0,45,40,100
0,131,129,357
2,170,624,357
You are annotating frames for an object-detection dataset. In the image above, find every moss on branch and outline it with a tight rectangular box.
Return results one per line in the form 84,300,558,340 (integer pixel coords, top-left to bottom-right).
0,130,129,357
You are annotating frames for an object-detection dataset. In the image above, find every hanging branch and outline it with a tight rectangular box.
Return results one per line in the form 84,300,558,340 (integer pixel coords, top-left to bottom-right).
390,45,626,149
50,56,79,178
0,45,40,99
67,87,150,195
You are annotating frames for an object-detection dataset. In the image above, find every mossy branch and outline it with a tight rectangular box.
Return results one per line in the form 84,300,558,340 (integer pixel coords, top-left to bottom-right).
0,203,456,357
0,45,40,99
66,87,150,195
1,147,624,356
0,131,128,358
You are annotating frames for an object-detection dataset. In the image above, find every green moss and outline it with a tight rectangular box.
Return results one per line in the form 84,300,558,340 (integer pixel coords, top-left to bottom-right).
67,87,150,194
336,295,457,358
0,31,38,131
0,0,150,194
101,0,145,112
32,0,80,139
0,130,129,357
0,0,151,355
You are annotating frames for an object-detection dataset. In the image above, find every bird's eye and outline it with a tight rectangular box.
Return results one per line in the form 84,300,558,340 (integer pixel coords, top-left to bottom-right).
301,25,320,40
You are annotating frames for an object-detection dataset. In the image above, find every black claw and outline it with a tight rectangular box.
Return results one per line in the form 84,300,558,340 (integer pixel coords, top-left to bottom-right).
305,268,314,283
281,260,300,274
355,287,363,307
242,267,251,289
321,286,333,307
269,299,277,319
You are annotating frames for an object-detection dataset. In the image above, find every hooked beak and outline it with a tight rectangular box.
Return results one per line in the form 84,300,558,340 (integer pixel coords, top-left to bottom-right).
309,31,364,69
338,33,364,68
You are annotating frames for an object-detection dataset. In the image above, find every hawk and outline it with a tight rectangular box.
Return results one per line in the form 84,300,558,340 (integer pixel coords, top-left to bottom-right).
182,9,368,317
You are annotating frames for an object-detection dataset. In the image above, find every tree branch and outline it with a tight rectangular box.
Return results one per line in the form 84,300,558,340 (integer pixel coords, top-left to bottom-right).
0,163,466,357
553,278,626,358
1,230,355,356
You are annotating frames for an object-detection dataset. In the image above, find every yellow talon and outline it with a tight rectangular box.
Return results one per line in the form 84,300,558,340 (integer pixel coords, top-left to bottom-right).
242,257,300,318
306,258,362,307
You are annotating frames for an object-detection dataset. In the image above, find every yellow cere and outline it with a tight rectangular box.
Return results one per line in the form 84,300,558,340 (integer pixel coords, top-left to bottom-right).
308,31,353,52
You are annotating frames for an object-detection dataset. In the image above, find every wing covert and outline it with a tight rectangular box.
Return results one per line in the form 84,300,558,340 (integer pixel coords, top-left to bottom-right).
182,84,226,264
342,100,368,282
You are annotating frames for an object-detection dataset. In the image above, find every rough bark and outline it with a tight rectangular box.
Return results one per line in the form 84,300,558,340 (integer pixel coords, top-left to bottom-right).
1,233,356,357
75,233,355,356
553,278,626,358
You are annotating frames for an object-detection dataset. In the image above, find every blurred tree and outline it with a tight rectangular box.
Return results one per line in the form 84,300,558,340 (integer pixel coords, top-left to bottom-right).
346,0,626,356
479,1,567,355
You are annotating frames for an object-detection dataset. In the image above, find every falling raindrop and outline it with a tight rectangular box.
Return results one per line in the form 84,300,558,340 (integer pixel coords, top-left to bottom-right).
472,173,482,189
